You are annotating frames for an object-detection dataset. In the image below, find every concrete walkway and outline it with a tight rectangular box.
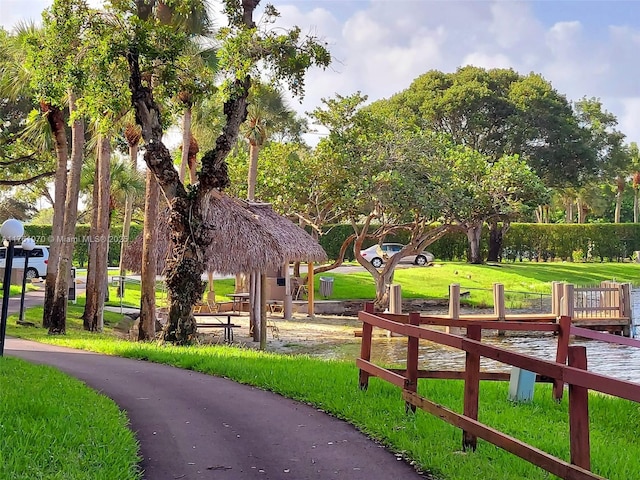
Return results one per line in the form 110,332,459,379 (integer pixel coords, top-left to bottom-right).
4,293,428,479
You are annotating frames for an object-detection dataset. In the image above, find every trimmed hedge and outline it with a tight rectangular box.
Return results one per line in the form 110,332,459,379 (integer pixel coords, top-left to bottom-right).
23,224,143,268
316,223,640,262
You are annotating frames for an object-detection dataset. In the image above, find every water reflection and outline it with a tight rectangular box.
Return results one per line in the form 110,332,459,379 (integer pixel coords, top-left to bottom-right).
335,333,640,384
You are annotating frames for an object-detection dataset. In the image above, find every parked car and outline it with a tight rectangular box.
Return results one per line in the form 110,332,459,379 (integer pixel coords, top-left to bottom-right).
0,244,49,279
359,243,434,268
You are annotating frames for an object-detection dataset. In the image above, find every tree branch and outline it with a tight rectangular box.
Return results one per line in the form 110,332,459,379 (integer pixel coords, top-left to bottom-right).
0,153,37,166
0,171,56,186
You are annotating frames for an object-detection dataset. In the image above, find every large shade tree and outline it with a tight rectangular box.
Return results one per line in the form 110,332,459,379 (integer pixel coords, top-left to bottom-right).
110,0,330,344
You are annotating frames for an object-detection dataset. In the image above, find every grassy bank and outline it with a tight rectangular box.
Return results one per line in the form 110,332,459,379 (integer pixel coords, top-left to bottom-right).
110,261,640,310
0,357,141,480
6,302,640,480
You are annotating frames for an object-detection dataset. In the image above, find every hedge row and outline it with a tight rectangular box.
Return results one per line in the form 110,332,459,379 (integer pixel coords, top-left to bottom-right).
24,222,640,267
23,224,143,268
316,223,640,262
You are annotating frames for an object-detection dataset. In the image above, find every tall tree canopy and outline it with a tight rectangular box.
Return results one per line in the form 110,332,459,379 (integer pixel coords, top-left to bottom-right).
383,66,596,186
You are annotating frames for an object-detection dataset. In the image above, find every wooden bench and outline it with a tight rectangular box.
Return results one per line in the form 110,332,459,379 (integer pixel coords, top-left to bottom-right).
268,301,284,314
194,314,241,342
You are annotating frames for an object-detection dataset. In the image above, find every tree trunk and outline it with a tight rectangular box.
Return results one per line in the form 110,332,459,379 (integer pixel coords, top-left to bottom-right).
179,107,191,182
126,4,252,345
247,142,259,201
139,170,159,341
577,199,588,224
82,165,100,329
88,136,112,332
487,221,502,262
466,223,483,264
635,189,639,224
49,92,85,334
41,103,68,329
118,139,139,280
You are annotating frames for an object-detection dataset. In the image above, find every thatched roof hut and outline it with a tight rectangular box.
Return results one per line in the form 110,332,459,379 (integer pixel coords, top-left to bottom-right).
122,191,326,275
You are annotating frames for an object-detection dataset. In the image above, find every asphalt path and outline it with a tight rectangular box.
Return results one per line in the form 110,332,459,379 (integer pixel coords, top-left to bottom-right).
4,293,428,480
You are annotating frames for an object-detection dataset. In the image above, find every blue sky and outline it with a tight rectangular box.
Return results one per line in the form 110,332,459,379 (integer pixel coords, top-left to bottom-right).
2,1,639,145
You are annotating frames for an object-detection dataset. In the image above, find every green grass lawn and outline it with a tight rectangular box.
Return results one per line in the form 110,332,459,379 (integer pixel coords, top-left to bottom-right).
0,357,141,480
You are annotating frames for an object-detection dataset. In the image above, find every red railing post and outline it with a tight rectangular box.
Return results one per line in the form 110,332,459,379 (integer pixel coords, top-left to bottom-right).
568,345,591,471
405,311,420,413
359,302,374,390
553,315,572,401
463,324,481,451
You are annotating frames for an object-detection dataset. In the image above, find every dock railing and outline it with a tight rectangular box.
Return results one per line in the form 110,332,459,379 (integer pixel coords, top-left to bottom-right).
357,303,640,480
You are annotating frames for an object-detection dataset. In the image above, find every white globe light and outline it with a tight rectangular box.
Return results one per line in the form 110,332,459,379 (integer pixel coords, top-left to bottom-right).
21,237,36,251
0,218,24,241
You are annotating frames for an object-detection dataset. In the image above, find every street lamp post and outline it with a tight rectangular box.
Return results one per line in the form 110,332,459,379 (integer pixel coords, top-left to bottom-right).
19,237,36,324
1,218,25,356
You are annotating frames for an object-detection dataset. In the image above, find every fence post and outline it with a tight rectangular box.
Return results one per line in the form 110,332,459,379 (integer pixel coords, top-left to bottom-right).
405,311,420,414
568,345,591,471
562,284,575,318
494,283,505,336
463,324,481,451
552,281,563,316
622,283,632,337
447,283,461,335
553,315,572,401
359,302,374,390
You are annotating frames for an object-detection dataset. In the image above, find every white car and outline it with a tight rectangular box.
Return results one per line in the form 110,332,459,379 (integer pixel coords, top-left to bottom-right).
359,243,434,268
0,245,49,279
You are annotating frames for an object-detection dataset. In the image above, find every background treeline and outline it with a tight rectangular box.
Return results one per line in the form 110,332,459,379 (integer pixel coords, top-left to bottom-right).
317,223,640,263
24,225,142,268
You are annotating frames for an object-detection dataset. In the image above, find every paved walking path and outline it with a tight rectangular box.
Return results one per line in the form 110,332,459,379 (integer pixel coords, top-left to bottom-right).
4,293,428,479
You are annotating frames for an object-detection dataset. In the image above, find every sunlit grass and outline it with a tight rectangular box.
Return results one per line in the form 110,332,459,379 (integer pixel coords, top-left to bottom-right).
0,357,141,480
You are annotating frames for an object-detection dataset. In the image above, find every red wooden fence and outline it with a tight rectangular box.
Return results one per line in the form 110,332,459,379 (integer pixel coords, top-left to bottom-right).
357,303,640,480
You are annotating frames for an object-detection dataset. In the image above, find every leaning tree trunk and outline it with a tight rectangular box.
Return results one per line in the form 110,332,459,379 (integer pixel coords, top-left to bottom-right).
50,92,85,334
466,223,483,264
139,170,159,341
41,103,68,329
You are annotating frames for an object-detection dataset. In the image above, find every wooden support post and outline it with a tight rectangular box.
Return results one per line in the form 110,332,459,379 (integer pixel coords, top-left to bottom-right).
260,272,267,350
551,281,562,316
562,284,575,318
622,283,631,337
405,311,420,413
447,283,461,335
359,302,374,390
568,346,591,471
283,262,292,319
463,324,481,451
553,315,572,401
494,283,506,336
307,261,314,318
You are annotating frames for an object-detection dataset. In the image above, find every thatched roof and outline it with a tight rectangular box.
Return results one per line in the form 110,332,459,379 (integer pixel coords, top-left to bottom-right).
123,190,326,275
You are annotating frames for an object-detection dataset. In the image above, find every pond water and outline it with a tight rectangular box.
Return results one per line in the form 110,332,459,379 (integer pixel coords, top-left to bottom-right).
330,332,640,384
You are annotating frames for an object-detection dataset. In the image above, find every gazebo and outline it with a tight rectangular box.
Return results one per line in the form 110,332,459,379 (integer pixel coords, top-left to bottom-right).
123,190,327,343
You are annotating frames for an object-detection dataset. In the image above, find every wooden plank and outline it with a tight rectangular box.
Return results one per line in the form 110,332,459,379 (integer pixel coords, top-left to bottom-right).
403,391,604,480
405,312,420,413
571,326,640,347
388,369,553,383
554,315,572,401
563,366,640,403
572,319,629,326
356,358,406,388
463,325,481,450
358,303,375,390
568,347,591,471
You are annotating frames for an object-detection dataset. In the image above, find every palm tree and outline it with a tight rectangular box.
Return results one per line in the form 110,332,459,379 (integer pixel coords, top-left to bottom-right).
243,83,305,201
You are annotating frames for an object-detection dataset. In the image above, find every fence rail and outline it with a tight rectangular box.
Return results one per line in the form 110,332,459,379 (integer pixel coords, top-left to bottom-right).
357,303,640,480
